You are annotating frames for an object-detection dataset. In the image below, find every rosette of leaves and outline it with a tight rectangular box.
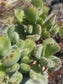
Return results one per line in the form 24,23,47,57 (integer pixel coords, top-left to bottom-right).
12,0,59,42
0,0,61,84
40,38,62,71
0,35,61,84
0,34,35,84
21,38,61,84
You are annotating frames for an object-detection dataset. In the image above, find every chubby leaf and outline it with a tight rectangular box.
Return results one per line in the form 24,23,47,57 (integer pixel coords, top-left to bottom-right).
14,9,24,23
32,0,43,8
24,39,35,54
9,71,23,84
48,56,62,71
0,63,6,78
33,44,43,59
42,38,55,57
45,42,60,57
24,5,38,23
0,35,11,57
26,35,40,41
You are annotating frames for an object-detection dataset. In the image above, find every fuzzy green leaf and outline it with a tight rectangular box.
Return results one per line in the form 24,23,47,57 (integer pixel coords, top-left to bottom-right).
24,39,35,54
32,0,43,8
14,9,24,23
24,6,38,23
45,42,60,57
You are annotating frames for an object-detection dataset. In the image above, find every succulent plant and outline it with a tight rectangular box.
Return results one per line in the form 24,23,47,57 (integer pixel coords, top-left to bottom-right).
12,0,59,42
9,71,23,84
21,56,32,64
42,39,60,57
41,14,59,39
0,35,11,57
7,25,20,44
40,38,61,71
31,0,43,8
48,56,62,71
30,65,47,83
24,5,38,24
0,0,62,84
21,48,29,58
0,75,9,84
16,39,25,50
2,47,20,67
0,62,6,78
23,39,36,54
14,9,25,23
33,44,43,59
20,63,31,73
6,63,20,73
40,57,55,68
0,35,61,84
27,25,33,34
